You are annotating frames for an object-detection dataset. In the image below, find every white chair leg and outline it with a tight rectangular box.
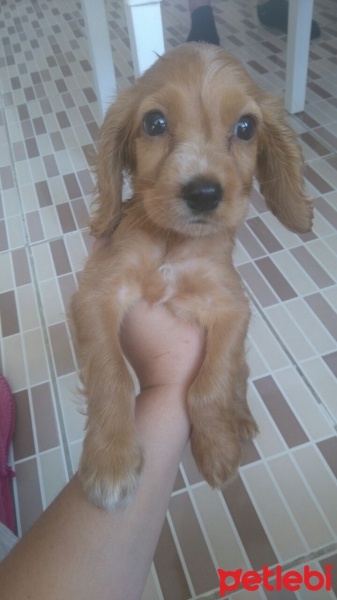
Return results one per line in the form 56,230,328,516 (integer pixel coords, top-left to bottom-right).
285,0,314,114
81,0,117,121
124,0,165,78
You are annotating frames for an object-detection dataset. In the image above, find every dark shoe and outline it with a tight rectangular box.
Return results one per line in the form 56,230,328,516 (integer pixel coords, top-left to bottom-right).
187,5,220,46
257,0,320,40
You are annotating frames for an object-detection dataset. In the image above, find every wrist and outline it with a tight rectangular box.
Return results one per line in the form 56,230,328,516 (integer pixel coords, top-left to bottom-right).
135,385,192,454
136,382,191,420
138,381,192,400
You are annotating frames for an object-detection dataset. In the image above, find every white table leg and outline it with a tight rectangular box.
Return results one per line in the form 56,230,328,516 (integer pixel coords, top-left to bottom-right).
285,0,314,114
124,0,165,78
81,0,117,121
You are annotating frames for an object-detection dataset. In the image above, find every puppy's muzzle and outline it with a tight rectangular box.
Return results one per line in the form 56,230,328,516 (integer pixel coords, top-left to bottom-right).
182,177,223,213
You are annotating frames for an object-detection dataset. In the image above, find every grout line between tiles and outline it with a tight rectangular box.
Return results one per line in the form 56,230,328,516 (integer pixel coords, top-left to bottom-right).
166,509,197,599
216,488,253,572
188,486,220,570
271,541,337,575
2,96,74,481
192,587,224,600
241,463,309,558
24,264,75,480
8,445,22,538
247,289,337,431
149,563,165,600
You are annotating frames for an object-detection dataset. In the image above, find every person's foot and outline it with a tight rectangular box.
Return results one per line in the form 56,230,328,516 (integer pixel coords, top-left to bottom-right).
0,375,16,532
257,0,320,40
187,5,220,45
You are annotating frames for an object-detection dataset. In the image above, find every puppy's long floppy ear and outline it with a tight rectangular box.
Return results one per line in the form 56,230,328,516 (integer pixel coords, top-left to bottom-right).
256,94,313,234
90,86,139,238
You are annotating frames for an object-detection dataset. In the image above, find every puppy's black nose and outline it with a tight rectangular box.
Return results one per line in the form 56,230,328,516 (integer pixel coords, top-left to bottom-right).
182,178,223,213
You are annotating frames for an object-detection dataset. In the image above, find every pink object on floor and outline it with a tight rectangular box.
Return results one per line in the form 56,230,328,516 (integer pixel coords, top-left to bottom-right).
0,375,16,533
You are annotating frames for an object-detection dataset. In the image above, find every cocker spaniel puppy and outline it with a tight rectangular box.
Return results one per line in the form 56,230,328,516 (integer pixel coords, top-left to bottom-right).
69,43,313,510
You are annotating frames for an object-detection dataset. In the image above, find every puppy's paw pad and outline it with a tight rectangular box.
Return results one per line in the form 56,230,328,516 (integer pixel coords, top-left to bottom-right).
84,471,140,511
191,430,242,489
79,445,143,511
237,415,259,440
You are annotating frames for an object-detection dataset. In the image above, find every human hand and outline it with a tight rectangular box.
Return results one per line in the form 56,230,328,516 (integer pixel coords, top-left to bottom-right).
120,301,205,392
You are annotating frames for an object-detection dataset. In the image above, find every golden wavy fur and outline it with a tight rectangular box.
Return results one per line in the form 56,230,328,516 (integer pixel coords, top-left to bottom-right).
69,43,313,510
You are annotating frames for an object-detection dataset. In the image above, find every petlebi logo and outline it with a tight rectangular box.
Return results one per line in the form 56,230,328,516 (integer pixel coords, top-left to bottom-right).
218,564,333,596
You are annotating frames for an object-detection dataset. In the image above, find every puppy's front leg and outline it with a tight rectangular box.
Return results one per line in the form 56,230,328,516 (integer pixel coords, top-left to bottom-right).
188,305,258,488
70,293,143,511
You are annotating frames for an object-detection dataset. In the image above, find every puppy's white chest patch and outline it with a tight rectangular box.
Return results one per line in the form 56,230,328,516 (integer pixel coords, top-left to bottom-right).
155,256,224,323
158,263,177,303
116,257,219,313
158,258,199,286
158,257,215,303
160,258,206,278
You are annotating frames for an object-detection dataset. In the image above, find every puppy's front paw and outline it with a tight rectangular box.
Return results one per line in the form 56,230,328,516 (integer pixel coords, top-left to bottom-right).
79,440,144,511
191,425,242,489
236,413,259,440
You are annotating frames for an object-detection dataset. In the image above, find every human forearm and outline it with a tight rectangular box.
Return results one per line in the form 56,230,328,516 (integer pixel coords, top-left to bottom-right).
0,385,190,600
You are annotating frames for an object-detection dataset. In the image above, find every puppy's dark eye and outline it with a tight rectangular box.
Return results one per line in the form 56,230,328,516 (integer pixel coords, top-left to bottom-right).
143,111,167,136
234,115,257,141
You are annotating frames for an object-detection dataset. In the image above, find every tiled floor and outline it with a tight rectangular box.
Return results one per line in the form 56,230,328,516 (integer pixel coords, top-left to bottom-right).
1,0,337,598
